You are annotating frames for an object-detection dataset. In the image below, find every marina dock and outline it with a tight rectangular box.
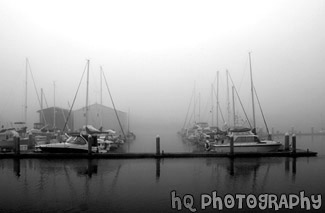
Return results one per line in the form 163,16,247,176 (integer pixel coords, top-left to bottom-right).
0,133,318,159
0,149,317,159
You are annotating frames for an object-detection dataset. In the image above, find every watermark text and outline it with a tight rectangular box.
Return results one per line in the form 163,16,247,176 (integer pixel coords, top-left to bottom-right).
170,190,321,212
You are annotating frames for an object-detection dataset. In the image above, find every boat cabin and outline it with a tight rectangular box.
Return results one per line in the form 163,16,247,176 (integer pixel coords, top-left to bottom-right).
234,135,262,143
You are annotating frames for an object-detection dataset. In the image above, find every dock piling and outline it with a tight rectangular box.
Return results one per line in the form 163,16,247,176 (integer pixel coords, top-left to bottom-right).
156,135,160,156
88,135,92,155
230,136,234,156
28,134,33,149
14,136,20,155
292,134,296,154
284,133,290,151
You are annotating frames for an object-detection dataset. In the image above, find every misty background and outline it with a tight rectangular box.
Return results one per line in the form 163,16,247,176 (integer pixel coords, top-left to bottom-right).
0,0,324,134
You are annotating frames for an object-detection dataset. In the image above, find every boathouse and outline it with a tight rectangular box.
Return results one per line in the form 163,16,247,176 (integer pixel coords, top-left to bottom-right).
37,104,127,133
37,107,73,131
73,103,127,134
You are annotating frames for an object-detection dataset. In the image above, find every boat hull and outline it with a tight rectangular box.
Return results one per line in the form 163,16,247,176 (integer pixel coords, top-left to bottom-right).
36,142,97,153
38,146,89,153
209,142,282,153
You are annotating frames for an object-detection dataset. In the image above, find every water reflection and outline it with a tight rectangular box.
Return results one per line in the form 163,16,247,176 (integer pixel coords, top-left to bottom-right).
11,159,100,178
77,159,98,177
285,157,290,174
284,157,298,183
292,157,296,175
0,155,324,212
10,155,300,186
156,158,161,181
13,159,20,177
1,134,324,212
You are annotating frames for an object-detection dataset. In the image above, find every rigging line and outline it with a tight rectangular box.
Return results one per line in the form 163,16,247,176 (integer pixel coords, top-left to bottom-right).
253,86,270,136
42,91,49,108
212,71,218,86
102,70,126,139
41,90,49,125
61,107,69,131
202,93,211,123
182,88,195,130
62,62,88,132
27,60,48,126
193,93,201,123
187,108,194,128
228,72,252,128
218,102,225,124
213,86,225,124
186,97,199,128
213,87,225,122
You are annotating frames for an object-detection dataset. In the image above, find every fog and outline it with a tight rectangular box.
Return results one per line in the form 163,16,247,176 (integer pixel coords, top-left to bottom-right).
1,0,325,134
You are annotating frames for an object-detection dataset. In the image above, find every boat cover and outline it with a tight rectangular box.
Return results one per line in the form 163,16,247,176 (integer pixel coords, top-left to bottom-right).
228,126,252,132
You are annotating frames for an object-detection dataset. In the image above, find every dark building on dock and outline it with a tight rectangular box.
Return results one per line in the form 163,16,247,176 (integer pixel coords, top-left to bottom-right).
73,103,127,134
37,103,127,133
37,107,73,131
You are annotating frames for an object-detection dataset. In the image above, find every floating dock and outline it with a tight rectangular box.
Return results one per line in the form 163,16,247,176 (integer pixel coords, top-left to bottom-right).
0,134,317,159
0,149,317,159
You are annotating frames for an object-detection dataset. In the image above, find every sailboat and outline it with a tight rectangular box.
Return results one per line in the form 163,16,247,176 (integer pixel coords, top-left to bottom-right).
36,60,98,153
0,59,31,152
207,54,282,153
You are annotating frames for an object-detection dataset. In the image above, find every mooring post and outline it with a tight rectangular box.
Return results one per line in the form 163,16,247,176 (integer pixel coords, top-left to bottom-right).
292,134,296,154
156,135,160,156
46,133,51,144
28,134,33,149
88,135,92,155
13,136,17,153
14,136,20,155
284,133,290,151
230,136,234,156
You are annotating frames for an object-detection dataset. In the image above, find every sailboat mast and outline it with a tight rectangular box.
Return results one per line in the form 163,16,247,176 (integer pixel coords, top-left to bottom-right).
232,86,236,127
216,71,219,128
100,66,103,105
41,88,43,123
85,60,90,126
226,70,230,125
100,66,103,128
25,58,28,125
53,81,56,129
198,93,201,122
193,82,196,123
211,84,214,126
128,108,130,134
249,52,256,132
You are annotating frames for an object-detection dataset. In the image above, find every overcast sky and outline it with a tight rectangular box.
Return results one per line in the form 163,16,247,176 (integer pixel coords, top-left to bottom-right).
0,0,324,133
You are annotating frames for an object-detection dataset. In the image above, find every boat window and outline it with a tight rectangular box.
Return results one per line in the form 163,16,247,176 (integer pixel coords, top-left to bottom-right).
75,137,86,145
66,137,86,145
66,137,76,143
235,136,261,143
254,136,261,143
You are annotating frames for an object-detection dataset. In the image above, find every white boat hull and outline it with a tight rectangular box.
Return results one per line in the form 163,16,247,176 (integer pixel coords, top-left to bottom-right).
36,143,97,153
209,141,282,153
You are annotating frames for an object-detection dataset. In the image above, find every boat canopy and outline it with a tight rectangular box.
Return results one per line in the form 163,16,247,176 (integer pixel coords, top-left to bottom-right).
196,122,209,128
210,126,226,133
228,126,252,132
14,122,26,125
84,125,100,134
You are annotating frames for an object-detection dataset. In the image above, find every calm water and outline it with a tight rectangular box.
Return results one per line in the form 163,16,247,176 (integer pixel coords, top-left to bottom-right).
0,132,324,212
